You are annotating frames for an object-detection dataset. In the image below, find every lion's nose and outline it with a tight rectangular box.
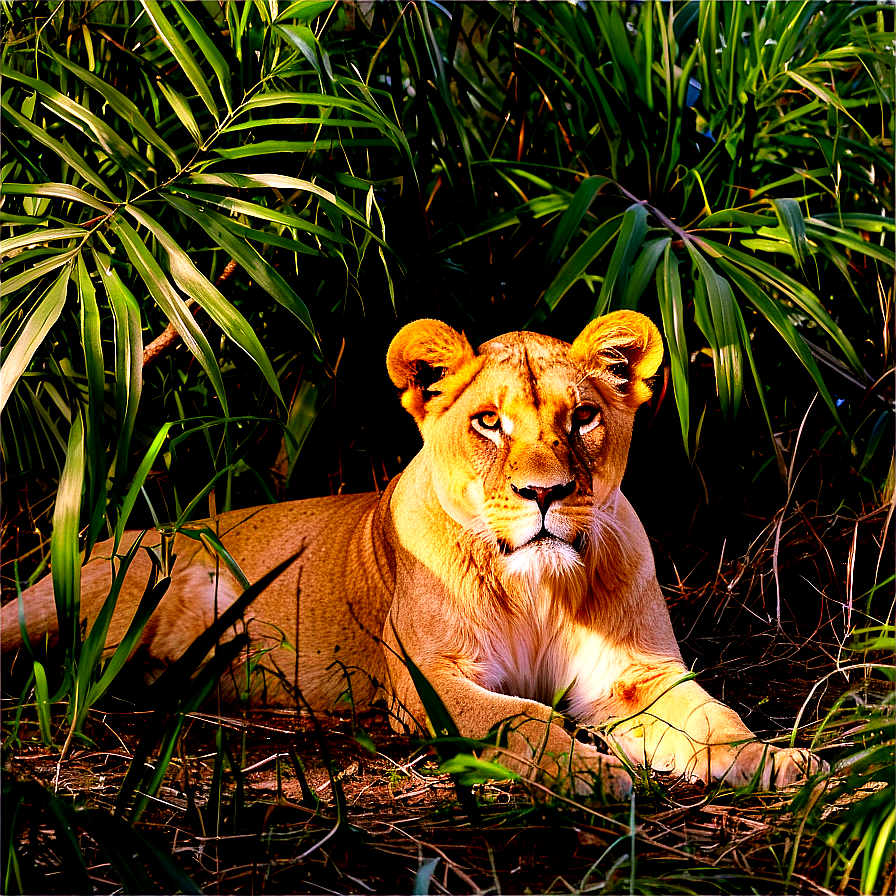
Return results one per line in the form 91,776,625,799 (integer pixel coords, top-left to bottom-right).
511,480,575,514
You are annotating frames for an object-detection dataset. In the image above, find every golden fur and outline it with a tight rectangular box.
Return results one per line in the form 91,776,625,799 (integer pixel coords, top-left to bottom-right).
2,312,824,795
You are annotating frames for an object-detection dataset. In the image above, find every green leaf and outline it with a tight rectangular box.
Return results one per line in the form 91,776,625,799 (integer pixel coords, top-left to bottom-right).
717,257,844,427
442,195,568,251
238,92,411,161
170,0,234,113
76,535,157,714
113,422,173,550
622,237,668,310
772,198,809,269
276,23,329,82
93,251,143,504
88,571,171,706
1,99,116,198
162,194,320,348
177,526,251,591
169,186,349,243
75,256,107,554
539,214,624,317
1,67,150,183
156,80,204,145
656,244,690,447
126,205,284,403
592,203,649,319
687,245,743,421
46,47,180,167
32,662,53,744
140,0,220,122
699,209,776,228
805,219,896,267
275,1,336,23
593,3,643,99
0,248,78,296
699,237,864,374
542,176,611,272
1,181,113,214
814,213,895,233
51,408,86,659
185,171,366,223
438,754,520,786
786,69,870,138
1,261,73,412
109,216,228,412
212,138,392,158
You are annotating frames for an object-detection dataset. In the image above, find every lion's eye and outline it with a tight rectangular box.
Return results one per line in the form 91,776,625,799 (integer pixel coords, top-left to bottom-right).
572,405,600,430
472,411,501,433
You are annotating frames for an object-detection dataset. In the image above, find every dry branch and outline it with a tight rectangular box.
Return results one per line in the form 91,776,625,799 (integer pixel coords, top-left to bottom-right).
142,259,239,367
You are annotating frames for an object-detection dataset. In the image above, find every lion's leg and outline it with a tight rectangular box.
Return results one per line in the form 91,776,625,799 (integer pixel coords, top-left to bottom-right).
388,666,631,798
605,669,825,787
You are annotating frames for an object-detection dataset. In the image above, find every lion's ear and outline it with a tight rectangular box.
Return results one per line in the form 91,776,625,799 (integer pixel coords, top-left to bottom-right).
386,319,476,423
570,311,664,408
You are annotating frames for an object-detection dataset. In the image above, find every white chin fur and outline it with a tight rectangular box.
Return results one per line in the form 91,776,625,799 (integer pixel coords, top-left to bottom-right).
501,538,584,581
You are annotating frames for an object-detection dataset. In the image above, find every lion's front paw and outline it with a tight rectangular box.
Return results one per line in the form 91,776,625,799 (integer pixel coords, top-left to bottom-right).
712,742,828,789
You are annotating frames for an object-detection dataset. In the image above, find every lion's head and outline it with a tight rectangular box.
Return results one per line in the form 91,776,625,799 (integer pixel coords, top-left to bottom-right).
386,312,663,591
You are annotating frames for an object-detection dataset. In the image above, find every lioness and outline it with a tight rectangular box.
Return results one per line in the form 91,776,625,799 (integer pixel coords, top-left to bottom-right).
3,312,823,795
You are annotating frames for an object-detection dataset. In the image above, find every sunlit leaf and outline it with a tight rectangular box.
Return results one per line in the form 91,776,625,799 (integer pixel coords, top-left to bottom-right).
109,216,228,412
140,0,220,122
162,194,320,348
125,205,284,403
1,261,73,411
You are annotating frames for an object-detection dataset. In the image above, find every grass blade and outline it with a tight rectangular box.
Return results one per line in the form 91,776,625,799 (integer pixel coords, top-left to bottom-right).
113,422,173,550
32,661,54,744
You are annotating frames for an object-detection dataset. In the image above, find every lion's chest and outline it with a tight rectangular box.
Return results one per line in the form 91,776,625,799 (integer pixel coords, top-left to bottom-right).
475,592,624,718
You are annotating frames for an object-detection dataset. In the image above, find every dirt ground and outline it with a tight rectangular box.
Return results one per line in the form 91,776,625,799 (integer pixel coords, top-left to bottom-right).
3,647,842,895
